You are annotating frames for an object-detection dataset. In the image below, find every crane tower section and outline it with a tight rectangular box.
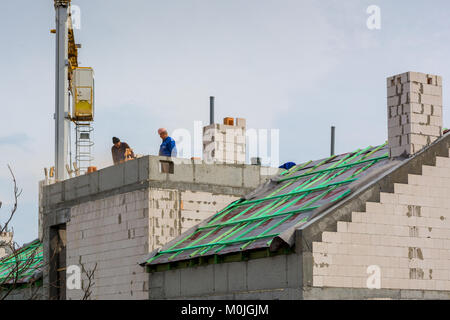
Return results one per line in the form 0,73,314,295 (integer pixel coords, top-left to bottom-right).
71,67,95,175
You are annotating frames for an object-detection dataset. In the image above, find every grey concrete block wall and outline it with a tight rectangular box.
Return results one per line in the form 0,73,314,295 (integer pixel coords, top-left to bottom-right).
180,267,215,296
148,253,303,300
2,285,44,300
302,287,450,300
228,263,247,292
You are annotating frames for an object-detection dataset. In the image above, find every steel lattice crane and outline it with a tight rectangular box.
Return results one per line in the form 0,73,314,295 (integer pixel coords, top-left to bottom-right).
52,0,94,180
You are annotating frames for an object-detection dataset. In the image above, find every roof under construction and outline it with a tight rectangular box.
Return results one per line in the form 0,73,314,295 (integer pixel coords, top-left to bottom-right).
0,239,43,285
144,142,394,267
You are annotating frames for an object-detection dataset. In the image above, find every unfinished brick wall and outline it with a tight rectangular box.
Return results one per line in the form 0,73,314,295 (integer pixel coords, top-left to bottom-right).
42,154,275,299
66,189,150,300
312,150,450,291
149,188,180,248
148,189,238,247
180,191,239,234
203,120,246,164
387,72,443,158
66,188,239,299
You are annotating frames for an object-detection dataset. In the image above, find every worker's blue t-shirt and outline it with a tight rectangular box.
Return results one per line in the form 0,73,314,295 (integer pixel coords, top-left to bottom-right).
159,136,177,157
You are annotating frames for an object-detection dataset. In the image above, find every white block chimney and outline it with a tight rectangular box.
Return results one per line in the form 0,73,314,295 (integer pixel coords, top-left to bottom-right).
203,117,246,164
387,72,443,158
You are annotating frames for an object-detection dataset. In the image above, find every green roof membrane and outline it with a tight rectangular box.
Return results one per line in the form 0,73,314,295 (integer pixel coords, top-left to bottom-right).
0,239,43,285
146,143,390,266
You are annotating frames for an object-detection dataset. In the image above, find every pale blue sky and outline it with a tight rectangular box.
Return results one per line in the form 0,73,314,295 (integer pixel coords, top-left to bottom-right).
1,0,450,244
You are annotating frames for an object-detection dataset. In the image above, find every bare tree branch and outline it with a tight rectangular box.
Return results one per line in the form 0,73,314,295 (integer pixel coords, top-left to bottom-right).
0,239,42,300
1,165,22,233
78,256,97,300
0,165,43,300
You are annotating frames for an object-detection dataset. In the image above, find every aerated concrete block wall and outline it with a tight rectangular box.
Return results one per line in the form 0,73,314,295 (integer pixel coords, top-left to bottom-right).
149,188,180,249
387,72,443,158
312,150,450,295
41,155,278,299
180,191,239,234
147,188,239,248
66,189,150,300
66,188,240,300
203,121,246,164
0,232,13,259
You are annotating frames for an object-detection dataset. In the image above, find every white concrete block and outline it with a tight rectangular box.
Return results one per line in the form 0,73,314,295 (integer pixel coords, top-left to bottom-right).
402,103,423,114
421,94,442,106
422,83,442,96
408,72,428,84
380,193,399,204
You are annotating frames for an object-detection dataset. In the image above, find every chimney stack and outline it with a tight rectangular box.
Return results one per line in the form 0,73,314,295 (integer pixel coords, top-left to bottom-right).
203,117,246,164
387,72,443,158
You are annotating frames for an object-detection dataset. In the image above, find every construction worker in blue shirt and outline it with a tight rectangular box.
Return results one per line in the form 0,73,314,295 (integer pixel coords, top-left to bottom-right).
158,128,177,157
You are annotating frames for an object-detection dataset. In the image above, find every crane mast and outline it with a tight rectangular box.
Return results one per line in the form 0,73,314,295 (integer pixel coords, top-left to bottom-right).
53,0,94,180
54,0,70,180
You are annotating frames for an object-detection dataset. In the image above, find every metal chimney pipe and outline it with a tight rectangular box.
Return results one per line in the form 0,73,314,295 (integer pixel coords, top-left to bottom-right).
330,126,336,156
210,96,215,125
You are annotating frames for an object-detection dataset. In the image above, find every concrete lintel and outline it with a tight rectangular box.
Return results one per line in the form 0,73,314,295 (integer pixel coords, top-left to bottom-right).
42,155,276,208
45,207,70,227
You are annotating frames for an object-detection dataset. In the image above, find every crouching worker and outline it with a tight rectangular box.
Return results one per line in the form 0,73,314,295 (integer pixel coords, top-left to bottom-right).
111,137,135,165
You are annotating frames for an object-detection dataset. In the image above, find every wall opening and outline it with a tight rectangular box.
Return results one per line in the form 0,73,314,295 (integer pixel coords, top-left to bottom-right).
49,223,67,300
160,160,174,174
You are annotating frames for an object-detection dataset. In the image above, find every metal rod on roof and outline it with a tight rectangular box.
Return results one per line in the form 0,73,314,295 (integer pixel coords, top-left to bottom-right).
210,96,215,125
331,126,336,156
